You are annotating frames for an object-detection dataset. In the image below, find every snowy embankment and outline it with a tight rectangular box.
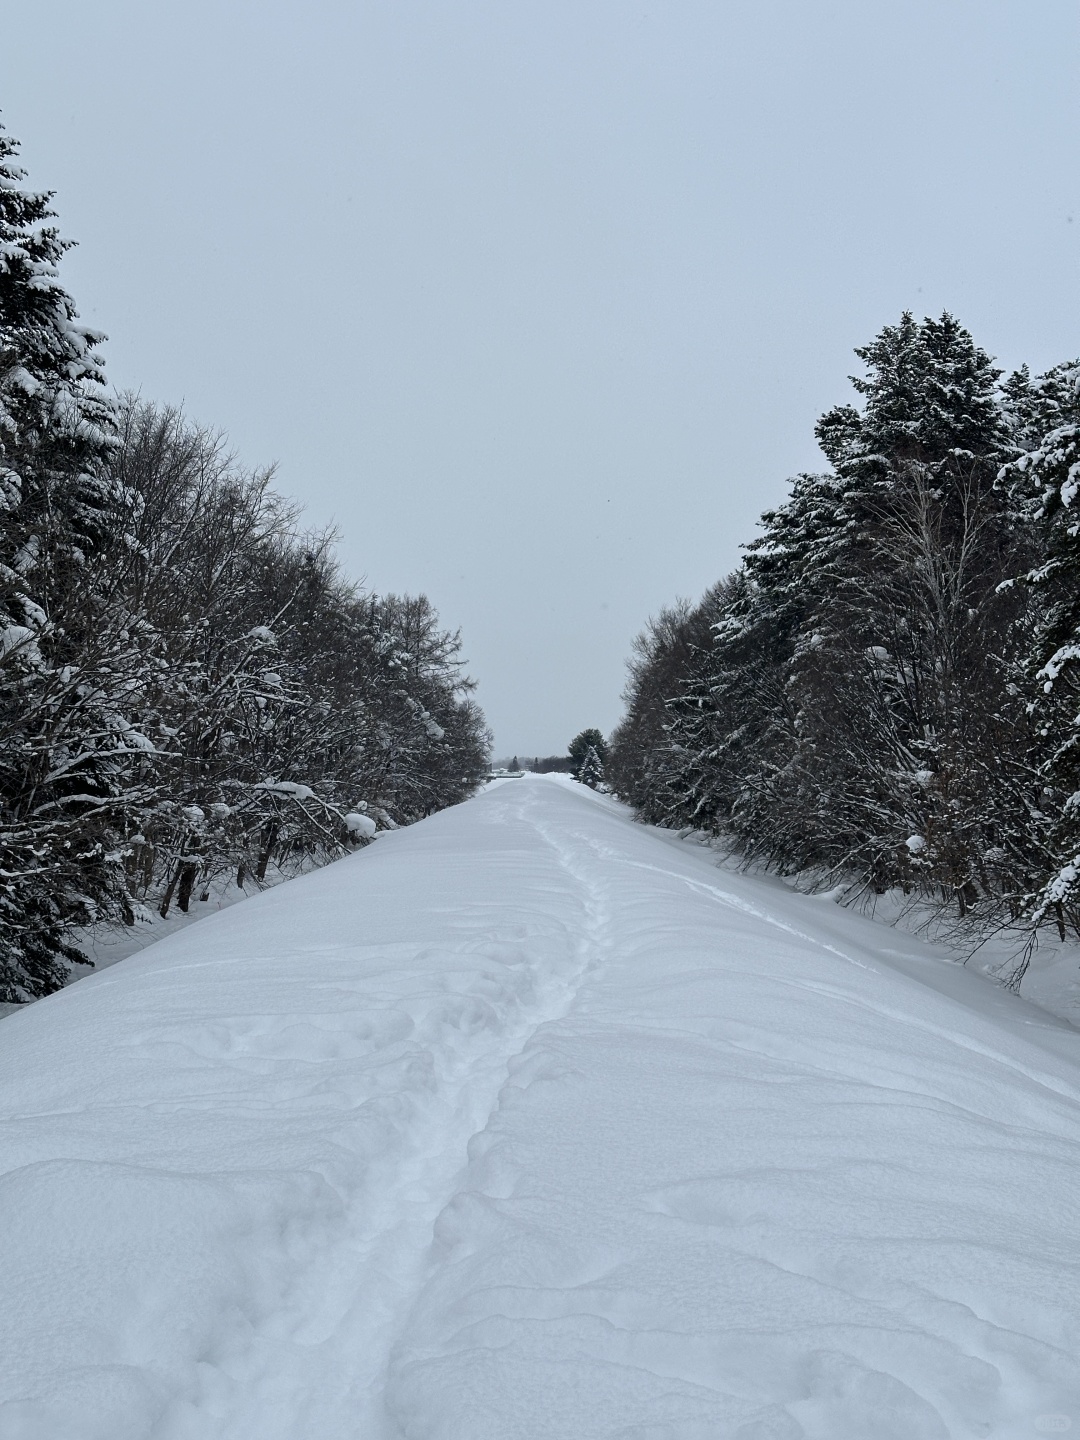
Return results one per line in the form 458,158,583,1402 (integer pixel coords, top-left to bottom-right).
2,779,1080,1439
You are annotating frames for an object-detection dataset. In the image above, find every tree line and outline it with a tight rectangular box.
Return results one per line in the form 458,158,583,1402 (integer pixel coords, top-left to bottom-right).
608,312,1080,984
0,122,490,1002
496,734,608,783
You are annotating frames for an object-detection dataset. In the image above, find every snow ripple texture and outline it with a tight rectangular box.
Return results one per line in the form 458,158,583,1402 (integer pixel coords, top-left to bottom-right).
1,778,1080,1439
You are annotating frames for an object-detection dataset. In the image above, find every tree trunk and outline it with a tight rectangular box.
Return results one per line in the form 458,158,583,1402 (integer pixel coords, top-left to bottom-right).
159,867,180,919
176,861,199,913
255,822,279,882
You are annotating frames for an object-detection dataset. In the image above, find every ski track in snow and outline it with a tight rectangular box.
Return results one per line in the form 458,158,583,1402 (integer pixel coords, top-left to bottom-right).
2,777,1080,1439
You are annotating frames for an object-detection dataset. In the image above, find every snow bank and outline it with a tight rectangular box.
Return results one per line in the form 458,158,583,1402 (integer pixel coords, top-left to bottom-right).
2,778,1079,1438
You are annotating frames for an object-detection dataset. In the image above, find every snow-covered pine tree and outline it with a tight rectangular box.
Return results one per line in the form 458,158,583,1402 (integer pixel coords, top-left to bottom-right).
749,314,1028,903
569,728,608,781
663,568,799,852
622,313,1042,924
607,596,710,816
0,121,146,998
1002,363,1080,934
577,745,605,790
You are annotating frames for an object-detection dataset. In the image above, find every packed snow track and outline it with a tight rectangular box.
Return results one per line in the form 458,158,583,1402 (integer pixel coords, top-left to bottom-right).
2,777,1080,1439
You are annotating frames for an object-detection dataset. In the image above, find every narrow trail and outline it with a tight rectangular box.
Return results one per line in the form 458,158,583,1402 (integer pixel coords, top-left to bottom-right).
3,778,1080,1440
211,781,619,1439
368,790,619,1434
353,790,616,1438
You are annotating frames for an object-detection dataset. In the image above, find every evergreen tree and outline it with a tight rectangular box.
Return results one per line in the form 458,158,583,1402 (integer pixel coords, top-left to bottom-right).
742,314,1021,899
607,598,701,815
0,121,140,998
569,727,608,780
578,745,605,790
615,312,1047,940
1004,364,1080,930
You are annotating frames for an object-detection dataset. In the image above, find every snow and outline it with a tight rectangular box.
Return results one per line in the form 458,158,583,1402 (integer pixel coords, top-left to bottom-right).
2,777,1080,1438
344,811,377,838
121,728,156,753
0,622,35,658
254,780,315,801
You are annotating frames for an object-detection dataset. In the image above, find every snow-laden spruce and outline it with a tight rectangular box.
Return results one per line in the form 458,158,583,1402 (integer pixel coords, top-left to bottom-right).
2,777,1079,1438
0,118,126,996
608,313,1080,962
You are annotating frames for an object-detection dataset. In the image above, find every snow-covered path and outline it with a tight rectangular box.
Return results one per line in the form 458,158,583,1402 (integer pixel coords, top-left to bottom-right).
3,778,1080,1439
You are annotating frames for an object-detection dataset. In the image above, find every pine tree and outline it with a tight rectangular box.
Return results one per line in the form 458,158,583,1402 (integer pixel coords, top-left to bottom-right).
568,728,608,780
607,596,714,815
578,745,605,790
816,312,1004,482
618,313,1042,927
1004,365,1080,930
756,314,1022,899
0,121,140,998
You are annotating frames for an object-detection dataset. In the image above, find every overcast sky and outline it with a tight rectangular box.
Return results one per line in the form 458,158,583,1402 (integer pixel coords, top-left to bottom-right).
3,0,1078,755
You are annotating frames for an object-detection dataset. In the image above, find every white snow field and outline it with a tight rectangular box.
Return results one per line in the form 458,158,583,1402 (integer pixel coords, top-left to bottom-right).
2,778,1080,1440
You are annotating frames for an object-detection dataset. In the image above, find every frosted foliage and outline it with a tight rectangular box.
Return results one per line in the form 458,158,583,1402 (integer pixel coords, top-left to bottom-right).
609,313,1080,958
0,121,490,999
0,120,125,999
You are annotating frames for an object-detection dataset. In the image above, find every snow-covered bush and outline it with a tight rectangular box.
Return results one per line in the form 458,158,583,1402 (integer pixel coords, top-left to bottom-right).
0,121,491,1001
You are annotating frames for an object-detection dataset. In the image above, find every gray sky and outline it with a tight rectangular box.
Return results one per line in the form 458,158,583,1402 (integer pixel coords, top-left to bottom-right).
3,0,1078,755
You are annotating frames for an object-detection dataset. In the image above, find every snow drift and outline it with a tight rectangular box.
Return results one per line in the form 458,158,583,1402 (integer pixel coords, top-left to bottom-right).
1,777,1079,1438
